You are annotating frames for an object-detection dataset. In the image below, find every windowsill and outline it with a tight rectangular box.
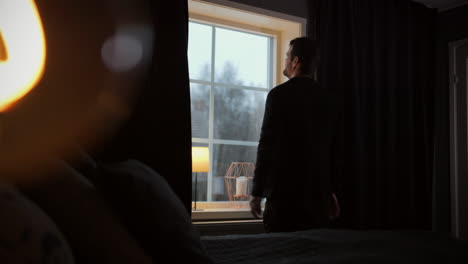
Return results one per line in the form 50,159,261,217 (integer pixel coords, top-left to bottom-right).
191,201,264,221
192,208,258,221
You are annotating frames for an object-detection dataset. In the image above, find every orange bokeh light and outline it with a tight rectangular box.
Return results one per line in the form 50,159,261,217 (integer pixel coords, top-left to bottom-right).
0,0,46,112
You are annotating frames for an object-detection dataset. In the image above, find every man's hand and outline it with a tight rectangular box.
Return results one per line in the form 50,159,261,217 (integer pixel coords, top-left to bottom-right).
249,196,262,219
329,192,340,220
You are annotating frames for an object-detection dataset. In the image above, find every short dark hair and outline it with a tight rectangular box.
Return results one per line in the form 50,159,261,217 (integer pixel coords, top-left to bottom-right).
289,37,318,75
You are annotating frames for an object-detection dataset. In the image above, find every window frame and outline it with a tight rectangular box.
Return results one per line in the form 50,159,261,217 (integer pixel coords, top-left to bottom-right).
189,19,274,203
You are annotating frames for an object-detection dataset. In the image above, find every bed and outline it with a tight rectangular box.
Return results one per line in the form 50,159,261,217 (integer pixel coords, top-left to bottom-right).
202,229,468,264
6,157,466,264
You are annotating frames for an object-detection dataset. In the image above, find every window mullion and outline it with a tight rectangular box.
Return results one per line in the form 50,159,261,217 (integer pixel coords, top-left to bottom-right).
207,25,216,202
190,79,268,92
268,36,274,89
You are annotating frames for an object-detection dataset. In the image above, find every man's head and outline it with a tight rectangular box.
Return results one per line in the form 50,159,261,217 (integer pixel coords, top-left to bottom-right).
283,37,318,79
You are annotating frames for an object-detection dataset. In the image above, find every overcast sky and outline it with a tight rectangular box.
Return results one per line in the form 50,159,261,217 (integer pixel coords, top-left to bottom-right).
188,21,271,89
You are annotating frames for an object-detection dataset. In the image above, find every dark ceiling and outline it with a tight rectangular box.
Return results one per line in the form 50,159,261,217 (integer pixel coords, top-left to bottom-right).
413,0,468,9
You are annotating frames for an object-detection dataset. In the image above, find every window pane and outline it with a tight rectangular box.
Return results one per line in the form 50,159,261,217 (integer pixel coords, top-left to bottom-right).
190,83,210,138
214,86,267,141
188,22,212,81
215,27,269,88
211,144,257,201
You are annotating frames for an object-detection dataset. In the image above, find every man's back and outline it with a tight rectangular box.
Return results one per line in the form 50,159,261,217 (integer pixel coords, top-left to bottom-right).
254,76,337,219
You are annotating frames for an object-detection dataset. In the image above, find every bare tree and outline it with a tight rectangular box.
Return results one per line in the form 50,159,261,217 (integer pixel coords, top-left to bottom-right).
191,61,267,201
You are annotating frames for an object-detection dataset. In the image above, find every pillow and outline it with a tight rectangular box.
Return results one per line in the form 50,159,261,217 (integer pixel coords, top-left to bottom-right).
0,183,74,264
90,159,213,264
17,161,153,264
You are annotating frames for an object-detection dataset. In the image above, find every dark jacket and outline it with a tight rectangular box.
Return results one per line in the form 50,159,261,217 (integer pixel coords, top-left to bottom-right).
252,77,340,211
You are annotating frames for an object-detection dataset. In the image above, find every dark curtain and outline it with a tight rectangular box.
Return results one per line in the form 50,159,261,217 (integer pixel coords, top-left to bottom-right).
308,0,436,229
95,0,193,211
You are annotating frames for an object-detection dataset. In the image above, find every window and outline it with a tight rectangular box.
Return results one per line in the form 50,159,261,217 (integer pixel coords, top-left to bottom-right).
188,0,305,220
189,20,271,206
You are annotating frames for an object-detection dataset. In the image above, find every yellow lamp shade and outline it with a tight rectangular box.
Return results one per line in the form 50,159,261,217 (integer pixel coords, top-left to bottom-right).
192,147,209,172
0,0,47,112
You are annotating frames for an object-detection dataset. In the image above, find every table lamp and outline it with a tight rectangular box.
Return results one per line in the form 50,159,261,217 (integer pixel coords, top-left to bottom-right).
0,0,46,113
192,146,209,211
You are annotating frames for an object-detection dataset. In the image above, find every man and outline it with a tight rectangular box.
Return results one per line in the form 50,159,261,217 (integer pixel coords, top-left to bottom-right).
250,37,340,232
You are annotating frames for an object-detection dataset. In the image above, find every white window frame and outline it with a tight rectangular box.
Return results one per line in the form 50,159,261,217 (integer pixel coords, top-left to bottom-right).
190,19,274,202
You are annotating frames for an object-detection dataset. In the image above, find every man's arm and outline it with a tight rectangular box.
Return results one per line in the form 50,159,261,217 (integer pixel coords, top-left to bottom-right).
250,91,276,218
252,91,275,197
329,92,344,220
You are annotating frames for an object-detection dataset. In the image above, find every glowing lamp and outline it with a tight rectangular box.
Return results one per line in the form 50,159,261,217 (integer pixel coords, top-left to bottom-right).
192,147,209,210
0,0,46,112
192,147,210,173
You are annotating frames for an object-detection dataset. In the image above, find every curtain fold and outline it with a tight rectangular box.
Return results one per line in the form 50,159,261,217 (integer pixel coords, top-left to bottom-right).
95,0,193,211
309,0,436,229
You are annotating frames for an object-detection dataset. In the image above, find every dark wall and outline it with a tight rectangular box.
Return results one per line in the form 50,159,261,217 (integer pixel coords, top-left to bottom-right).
228,0,308,18
434,4,468,233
